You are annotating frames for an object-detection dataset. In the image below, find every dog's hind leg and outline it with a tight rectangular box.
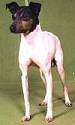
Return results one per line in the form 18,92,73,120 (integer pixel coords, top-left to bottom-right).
55,48,72,107
39,69,48,106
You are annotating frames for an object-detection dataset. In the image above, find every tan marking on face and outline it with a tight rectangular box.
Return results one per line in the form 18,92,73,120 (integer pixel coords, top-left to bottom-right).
16,19,33,33
21,19,33,30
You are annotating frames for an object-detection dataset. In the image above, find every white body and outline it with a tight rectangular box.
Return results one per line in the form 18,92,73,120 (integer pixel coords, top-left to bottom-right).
19,25,71,121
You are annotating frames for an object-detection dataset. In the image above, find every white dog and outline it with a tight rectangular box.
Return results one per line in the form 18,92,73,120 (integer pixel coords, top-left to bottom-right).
19,25,72,122
6,2,72,123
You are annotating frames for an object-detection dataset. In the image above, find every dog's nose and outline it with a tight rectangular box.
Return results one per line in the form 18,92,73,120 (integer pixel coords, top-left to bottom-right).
10,24,16,33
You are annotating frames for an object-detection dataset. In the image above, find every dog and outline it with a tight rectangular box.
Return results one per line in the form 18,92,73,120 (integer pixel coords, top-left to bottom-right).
6,2,72,123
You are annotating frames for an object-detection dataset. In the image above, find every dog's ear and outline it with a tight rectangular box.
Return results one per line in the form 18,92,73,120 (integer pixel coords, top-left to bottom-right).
29,2,41,16
6,2,20,14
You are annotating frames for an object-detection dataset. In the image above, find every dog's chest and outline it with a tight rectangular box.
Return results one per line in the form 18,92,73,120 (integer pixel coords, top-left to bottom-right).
19,31,56,67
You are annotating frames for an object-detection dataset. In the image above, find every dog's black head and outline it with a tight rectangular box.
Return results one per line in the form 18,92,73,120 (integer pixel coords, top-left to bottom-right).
6,2,41,34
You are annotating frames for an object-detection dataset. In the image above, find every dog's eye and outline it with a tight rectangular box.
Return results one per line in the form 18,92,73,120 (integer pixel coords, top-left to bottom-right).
20,14,30,21
22,17,30,21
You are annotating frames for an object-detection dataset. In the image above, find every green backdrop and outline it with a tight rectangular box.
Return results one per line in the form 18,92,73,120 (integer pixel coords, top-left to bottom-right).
0,1,75,125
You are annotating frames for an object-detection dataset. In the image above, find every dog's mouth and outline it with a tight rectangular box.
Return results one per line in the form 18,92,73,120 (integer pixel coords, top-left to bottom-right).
10,25,30,34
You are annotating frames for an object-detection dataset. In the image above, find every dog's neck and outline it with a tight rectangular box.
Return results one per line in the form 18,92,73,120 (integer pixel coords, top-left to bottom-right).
22,24,42,38
21,24,42,45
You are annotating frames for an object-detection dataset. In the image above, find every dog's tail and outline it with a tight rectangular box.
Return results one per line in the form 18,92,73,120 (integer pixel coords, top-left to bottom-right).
51,58,56,67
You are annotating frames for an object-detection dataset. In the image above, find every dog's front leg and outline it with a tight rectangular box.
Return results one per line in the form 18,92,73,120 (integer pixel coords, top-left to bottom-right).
20,64,30,122
44,69,53,122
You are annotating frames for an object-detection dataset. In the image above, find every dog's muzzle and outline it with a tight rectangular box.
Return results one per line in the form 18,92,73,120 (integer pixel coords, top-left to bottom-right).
10,24,30,34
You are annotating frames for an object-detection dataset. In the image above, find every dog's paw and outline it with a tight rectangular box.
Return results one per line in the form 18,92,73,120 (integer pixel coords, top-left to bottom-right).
39,101,47,106
21,115,31,122
45,116,53,123
65,101,72,107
